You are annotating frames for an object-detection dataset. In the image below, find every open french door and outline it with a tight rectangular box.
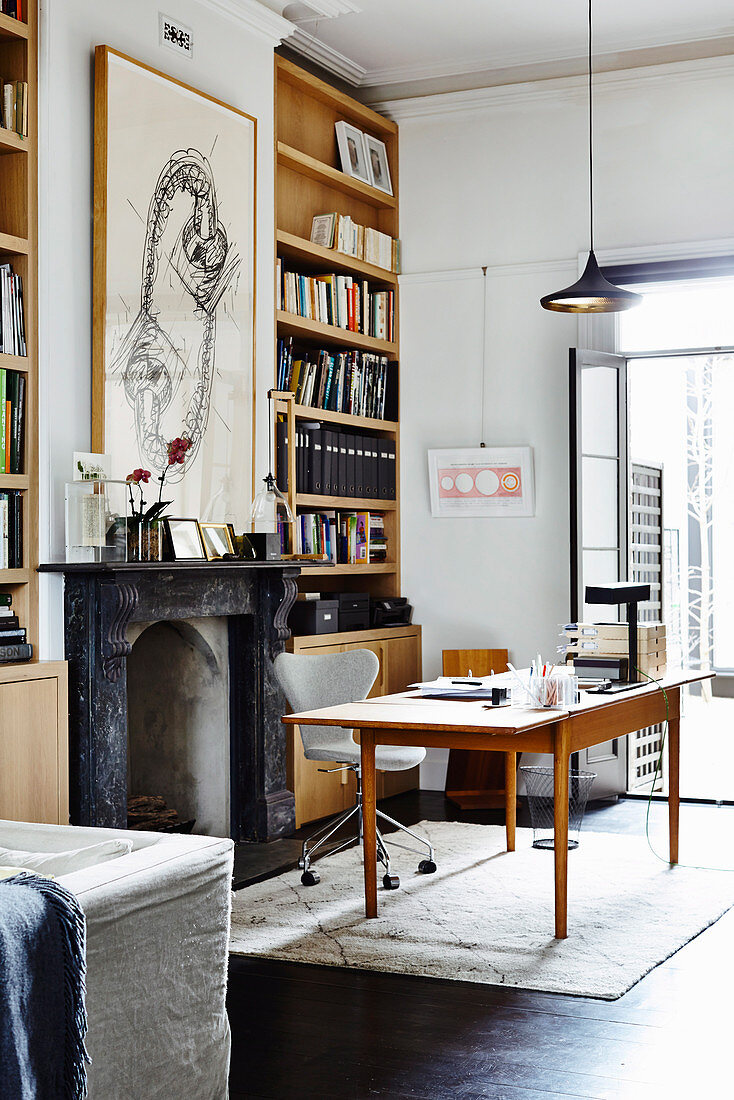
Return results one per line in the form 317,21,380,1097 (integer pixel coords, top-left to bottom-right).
569,349,629,797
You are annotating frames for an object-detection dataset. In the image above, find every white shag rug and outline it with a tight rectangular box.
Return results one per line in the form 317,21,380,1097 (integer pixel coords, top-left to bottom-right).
229,821,734,999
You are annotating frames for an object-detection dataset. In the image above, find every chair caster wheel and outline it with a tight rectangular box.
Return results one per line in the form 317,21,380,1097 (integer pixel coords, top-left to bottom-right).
297,857,305,869
383,873,400,890
418,859,437,874
301,870,320,886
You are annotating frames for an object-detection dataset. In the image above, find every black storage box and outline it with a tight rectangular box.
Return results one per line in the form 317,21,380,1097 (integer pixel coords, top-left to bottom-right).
337,592,370,632
289,598,339,636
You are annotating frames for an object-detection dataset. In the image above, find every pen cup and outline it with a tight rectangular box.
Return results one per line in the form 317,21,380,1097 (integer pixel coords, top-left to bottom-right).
511,672,579,709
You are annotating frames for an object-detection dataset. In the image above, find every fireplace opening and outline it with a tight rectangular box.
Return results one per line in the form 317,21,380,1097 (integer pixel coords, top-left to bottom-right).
126,618,230,837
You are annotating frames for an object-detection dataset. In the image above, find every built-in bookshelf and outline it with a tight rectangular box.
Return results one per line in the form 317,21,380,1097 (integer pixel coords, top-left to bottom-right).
0,0,36,657
274,56,401,603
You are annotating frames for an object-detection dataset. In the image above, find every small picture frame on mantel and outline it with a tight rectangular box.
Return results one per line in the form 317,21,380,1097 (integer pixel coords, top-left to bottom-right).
164,517,206,561
199,521,235,561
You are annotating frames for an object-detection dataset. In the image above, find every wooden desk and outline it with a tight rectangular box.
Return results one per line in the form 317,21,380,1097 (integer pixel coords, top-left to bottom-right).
283,669,711,938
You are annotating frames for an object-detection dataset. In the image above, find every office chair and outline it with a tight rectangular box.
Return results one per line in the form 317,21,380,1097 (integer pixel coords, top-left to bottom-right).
275,649,436,890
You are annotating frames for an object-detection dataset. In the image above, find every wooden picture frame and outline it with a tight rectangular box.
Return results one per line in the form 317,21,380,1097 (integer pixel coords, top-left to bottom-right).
164,518,206,561
199,521,235,560
92,46,258,530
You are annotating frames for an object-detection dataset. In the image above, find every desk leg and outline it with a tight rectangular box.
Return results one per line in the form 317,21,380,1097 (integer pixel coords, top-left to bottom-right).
505,752,516,852
554,720,570,940
668,687,681,865
361,728,378,919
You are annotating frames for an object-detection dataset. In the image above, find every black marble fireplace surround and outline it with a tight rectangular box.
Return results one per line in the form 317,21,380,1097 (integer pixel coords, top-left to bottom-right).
39,562,303,841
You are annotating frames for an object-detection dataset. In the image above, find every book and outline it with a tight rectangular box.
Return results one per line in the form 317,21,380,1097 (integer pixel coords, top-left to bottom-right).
280,267,395,339
310,213,336,248
0,642,32,663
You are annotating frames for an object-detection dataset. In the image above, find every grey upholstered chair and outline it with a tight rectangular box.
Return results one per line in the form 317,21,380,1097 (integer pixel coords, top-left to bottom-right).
275,649,436,890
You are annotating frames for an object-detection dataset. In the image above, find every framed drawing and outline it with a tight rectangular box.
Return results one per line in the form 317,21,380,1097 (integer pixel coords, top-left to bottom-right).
93,46,257,532
364,134,392,195
335,120,371,184
427,447,535,518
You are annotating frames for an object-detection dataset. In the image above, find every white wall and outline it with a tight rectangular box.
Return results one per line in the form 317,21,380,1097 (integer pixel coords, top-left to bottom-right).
390,58,734,787
38,0,281,656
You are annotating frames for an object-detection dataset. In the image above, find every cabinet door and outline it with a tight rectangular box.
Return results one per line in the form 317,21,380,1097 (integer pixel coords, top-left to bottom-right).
0,678,62,824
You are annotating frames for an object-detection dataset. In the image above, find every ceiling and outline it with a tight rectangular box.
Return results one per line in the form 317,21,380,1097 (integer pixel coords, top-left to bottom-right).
274,0,734,99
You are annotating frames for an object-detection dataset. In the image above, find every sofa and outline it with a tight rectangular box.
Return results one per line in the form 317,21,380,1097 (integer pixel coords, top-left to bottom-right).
0,819,234,1100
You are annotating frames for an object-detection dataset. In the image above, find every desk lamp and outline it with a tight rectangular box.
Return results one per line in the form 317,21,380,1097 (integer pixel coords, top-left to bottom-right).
584,581,651,692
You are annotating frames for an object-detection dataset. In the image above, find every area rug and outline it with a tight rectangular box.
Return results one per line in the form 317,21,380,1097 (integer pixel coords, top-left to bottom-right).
229,821,734,999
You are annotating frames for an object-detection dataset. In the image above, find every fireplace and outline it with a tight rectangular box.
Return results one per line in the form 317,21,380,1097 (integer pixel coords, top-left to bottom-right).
40,561,302,841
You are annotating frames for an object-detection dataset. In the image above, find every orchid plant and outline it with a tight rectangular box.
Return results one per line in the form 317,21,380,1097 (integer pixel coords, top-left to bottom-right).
126,436,193,523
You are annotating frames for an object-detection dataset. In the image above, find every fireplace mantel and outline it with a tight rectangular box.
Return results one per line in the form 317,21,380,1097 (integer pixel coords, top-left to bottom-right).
40,560,309,841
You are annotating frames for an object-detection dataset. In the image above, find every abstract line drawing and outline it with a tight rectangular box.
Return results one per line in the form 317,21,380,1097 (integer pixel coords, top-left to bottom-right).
109,148,240,479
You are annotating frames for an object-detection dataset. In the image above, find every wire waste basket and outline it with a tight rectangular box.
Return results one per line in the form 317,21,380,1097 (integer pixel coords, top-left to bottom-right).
521,766,596,850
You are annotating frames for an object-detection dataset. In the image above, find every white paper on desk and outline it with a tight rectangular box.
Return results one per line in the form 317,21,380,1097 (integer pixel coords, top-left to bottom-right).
408,672,514,699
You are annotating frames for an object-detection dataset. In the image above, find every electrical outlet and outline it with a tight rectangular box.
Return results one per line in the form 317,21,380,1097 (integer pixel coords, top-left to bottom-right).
159,13,194,59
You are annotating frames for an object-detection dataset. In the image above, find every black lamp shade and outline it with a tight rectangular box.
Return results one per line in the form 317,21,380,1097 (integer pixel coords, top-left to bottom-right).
540,250,642,314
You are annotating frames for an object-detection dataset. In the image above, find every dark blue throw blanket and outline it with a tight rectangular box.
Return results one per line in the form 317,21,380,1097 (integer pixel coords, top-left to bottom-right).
0,873,89,1099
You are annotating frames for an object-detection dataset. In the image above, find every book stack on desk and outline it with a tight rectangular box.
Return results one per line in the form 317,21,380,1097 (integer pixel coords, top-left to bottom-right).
563,622,666,681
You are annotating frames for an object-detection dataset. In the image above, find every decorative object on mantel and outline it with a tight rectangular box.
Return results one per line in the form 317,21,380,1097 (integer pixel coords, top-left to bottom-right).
199,522,236,561
93,47,257,530
164,518,206,561
64,479,128,563
125,436,192,561
539,0,641,314
251,390,294,553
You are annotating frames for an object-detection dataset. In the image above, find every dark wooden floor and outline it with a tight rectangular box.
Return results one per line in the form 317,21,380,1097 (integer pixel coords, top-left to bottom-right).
228,792,734,1098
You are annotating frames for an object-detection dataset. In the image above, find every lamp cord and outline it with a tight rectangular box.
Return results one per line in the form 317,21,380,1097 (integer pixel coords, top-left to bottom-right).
480,265,487,447
588,0,594,254
635,667,734,873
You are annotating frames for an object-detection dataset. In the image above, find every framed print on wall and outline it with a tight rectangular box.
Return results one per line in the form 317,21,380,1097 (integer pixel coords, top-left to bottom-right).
92,46,257,532
427,446,535,518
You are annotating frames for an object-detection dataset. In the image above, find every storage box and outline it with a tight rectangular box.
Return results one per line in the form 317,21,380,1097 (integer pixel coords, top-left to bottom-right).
337,592,370,632
289,598,339,636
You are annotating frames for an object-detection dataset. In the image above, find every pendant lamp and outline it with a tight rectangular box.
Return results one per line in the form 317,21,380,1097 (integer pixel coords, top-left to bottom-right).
540,0,641,313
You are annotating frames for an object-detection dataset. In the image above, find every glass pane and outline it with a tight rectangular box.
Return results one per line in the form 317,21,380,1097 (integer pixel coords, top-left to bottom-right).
581,367,618,457
582,549,620,622
619,279,734,354
582,457,618,548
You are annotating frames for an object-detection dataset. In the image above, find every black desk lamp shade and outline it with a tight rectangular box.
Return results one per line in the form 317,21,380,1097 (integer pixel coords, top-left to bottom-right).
584,582,652,691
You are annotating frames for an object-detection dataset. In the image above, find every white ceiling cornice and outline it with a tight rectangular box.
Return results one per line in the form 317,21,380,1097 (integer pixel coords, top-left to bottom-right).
193,0,296,45
362,24,734,88
286,26,367,84
289,0,361,17
374,53,734,122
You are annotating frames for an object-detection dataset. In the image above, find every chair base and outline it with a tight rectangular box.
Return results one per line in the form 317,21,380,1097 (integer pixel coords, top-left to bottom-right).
299,766,435,887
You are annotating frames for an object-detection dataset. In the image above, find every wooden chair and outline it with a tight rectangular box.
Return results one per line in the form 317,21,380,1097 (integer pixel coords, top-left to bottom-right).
443,648,514,810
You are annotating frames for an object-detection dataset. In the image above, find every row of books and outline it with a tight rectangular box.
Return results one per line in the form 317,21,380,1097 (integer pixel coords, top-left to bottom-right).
310,213,401,274
1,80,28,138
0,591,31,663
0,368,25,473
0,490,22,568
277,339,396,421
277,421,396,501
278,264,394,342
0,262,27,355
295,510,387,564
0,2,24,21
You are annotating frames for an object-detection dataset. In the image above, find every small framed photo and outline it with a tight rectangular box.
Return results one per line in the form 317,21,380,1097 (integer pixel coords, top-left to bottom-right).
364,134,393,195
335,120,371,185
164,517,206,560
199,521,235,561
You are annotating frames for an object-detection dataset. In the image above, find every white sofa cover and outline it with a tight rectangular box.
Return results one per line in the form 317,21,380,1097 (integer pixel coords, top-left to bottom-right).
0,819,233,1100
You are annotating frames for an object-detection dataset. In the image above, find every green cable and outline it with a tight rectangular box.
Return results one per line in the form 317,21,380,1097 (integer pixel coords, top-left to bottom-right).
637,666,734,873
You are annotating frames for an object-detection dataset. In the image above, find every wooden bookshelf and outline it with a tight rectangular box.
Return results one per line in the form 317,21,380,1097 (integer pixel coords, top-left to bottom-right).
0,2,37,660
275,56,401,608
